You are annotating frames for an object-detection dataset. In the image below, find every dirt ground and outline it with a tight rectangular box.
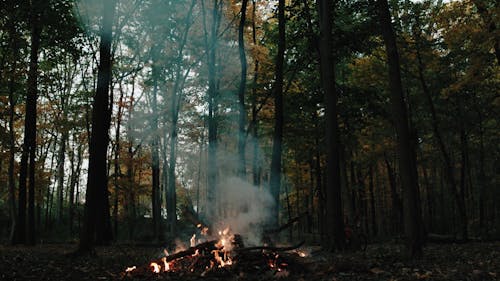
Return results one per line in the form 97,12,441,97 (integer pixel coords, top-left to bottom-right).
0,241,498,280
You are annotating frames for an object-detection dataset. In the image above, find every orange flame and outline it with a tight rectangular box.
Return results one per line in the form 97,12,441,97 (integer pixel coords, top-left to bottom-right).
150,262,161,273
125,266,136,272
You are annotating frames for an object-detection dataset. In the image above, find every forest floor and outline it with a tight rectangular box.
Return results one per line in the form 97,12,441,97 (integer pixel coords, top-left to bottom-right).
0,241,498,280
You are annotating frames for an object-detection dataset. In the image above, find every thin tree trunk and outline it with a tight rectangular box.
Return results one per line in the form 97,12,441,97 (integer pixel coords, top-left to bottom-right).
150,48,161,241
251,0,260,187
202,0,220,221
369,165,377,236
45,142,57,230
477,111,486,229
166,0,196,234
56,127,68,223
8,47,18,245
113,83,125,238
269,0,285,228
68,136,83,235
377,0,423,257
237,0,248,178
413,20,467,240
421,163,433,231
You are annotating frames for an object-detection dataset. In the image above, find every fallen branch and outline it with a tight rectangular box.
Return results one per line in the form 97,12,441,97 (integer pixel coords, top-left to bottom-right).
165,240,219,262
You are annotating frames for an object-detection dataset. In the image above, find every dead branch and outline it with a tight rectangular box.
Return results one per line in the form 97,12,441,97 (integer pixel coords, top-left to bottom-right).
165,240,220,262
181,205,212,235
264,212,309,235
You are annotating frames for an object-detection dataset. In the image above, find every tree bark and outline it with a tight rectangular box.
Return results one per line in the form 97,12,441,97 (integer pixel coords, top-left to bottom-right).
7,32,18,244
150,46,161,241
377,0,423,257
56,126,68,223
78,0,116,253
237,0,248,179
69,135,83,235
369,165,377,236
317,0,345,250
251,0,261,188
269,0,285,227
202,0,220,221
16,2,42,245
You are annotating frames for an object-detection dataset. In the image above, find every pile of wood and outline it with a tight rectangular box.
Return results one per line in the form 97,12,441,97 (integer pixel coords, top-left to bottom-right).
122,236,307,280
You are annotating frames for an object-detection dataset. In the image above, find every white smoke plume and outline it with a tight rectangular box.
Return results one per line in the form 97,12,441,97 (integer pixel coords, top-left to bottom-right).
211,176,275,246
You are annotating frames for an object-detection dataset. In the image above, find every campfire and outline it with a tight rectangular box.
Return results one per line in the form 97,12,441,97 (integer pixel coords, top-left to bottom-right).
122,224,307,279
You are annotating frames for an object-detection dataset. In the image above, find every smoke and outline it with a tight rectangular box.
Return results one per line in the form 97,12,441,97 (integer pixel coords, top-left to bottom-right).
210,176,274,246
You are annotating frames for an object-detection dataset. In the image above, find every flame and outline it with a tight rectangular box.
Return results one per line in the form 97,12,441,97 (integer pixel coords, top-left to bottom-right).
213,250,233,267
190,233,197,247
150,262,161,273
162,257,170,272
296,250,307,257
125,266,136,272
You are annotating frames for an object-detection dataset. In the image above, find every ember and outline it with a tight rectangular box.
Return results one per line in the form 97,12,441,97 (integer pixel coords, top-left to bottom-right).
123,227,307,279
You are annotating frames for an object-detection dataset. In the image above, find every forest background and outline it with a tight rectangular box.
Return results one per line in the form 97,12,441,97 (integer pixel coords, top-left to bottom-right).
0,0,498,259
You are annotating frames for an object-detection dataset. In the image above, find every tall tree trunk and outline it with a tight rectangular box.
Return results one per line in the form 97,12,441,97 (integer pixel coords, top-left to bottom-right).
369,165,377,236
413,20,467,240
150,48,161,241
421,163,433,231
8,42,18,245
202,0,220,221
113,83,125,238
269,0,285,227
69,136,83,235
127,143,136,240
79,0,116,253
16,3,42,245
251,0,261,188
317,0,345,250
477,111,486,229
27,20,41,247
56,126,68,223
166,0,196,234
45,143,57,230
377,0,423,257
237,0,248,178
313,111,324,235
167,82,179,236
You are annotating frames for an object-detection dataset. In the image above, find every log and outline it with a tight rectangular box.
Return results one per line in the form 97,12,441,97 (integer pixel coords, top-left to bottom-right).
165,240,220,262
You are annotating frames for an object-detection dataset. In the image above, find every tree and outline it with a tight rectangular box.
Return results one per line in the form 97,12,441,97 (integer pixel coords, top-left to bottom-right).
16,0,43,245
78,0,116,253
269,0,286,227
237,0,249,179
203,0,220,222
376,0,423,257
317,0,345,250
